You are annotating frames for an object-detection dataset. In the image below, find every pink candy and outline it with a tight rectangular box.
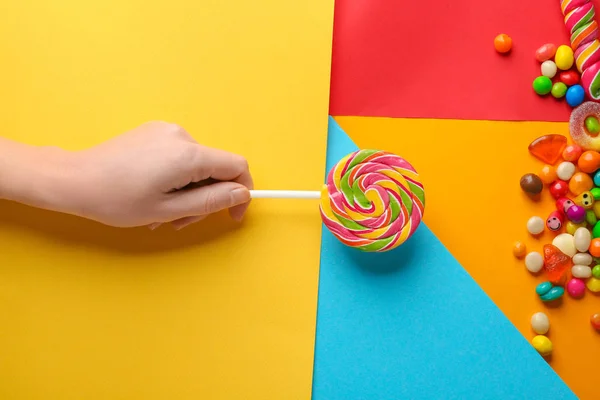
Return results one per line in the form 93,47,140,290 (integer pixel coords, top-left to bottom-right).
536,43,557,62
566,277,586,298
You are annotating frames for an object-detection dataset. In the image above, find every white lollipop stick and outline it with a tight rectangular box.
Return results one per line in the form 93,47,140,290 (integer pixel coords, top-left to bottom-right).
249,190,321,199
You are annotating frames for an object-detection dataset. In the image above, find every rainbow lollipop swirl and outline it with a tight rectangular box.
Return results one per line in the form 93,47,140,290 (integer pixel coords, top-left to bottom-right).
319,149,425,252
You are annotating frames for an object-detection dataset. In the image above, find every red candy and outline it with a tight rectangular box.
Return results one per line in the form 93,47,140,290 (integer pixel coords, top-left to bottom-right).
559,70,580,86
562,144,583,162
556,197,575,215
528,135,568,164
550,180,569,199
592,313,600,331
543,244,572,285
546,210,564,231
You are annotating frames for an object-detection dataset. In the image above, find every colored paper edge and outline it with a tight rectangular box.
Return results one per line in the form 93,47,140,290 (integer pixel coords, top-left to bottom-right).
310,116,576,399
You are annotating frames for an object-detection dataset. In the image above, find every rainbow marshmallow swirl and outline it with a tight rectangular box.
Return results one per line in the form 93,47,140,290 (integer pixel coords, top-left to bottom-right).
319,149,425,252
561,0,600,99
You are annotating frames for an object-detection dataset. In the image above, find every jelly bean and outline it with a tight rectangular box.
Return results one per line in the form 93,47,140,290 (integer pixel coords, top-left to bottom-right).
530,312,550,334
586,209,597,225
532,335,553,357
550,180,569,199
567,205,586,223
566,220,586,234
520,173,543,196
552,233,577,257
569,172,594,195
540,286,565,301
536,43,557,62
543,243,572,285
527,216,545,235
572,265,593,278
592,187,600,200
536,281,553,296
594,221,600,238
546,211,564,232
590,238,600,257
541,60,558,78
586,116,600,134
560,70,580,86
575,227,592,251
567,277,586,298
594,170,600,187
525,252,544,273
578,151,600,173
556,45,575,70
593,264,600,278
566,84,585,107
513,241,527,259
557,197,575,215
557,161,576,180
562,144,583,162
586,277,600,292
533,76,553,95
494,34,512,53
575,191,595,209
540,165,558,184
551,82,568,98
591,313,600,331
594,201,600,218
573,252,593,265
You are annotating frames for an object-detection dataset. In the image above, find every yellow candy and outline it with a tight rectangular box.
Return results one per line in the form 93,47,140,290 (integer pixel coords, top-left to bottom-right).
531,335,553,356
594,201,600,218
566,221,586,235
555,45,574,70
587,277,600,292
575,191,595,210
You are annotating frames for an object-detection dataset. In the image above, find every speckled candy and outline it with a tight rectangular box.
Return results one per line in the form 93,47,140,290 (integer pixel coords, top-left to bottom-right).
571,105,600,151
567,277,587,297
566,84,586,107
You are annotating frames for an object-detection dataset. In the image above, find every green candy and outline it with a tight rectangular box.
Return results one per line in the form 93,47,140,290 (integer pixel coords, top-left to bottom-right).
551,82,568,98
591,187,600,200
587,209,598,226
533,76,553,95
593,265,600,279
594,221,600,239
586,116,600,134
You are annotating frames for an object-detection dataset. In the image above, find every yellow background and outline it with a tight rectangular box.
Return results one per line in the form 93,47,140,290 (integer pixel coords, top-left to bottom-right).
337,116,599,399
0,1,334,398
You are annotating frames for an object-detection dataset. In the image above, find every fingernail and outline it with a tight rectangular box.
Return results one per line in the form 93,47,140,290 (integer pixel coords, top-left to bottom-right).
230,188,250,205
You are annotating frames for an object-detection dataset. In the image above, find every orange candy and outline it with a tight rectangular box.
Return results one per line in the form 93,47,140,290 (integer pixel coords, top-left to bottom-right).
589,238,600,257
513,241,527,259
539,164,558,184
494,34,512,53
577,150,600,173
569,172,594,195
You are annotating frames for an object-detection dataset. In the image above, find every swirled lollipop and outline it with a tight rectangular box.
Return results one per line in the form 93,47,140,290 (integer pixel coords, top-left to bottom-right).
250,150,425,252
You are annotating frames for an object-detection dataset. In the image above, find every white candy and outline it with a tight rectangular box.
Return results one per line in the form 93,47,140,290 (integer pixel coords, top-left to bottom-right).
527,216,545,235
531,312,550,335
573,252,592,265
552,233,577,257
556,161,576,181
525,252,544,273
572,265,592,278
574,228,591,252
541,60,558,78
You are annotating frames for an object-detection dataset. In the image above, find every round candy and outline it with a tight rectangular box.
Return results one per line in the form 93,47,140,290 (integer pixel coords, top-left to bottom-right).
562,144,583,161
536,43,557,62
574,226,592,251
552,82,568,98
586,116,600,134
494,34,512,53
581,60,600,100
557,197,575,214
566,84,585,107
572,264,592,278
550,180,569,199
556,45,575,70
567,277,586,298
319,150,424,252
533,76,553,95
569,172,594,195
525,252,544,273
531,335,553,357
513,241,527,259
575,191,594,209
560,70,581,86
566,204,586,223
552,233,577,257
546,211,564,231
591,313,600,330
594,169,600,186
573,252,593,265
527,216,545,235
593,220,600,238
590,238,600,256
579,150,600,171
556,161,576,180
520,173,543,196
586,277,600,292
571,104,600,151
541,60,558,78
586,209,597,225
539,165,558,184
530,312,550,334
592,264,600,278
566,220,586,234
592,187,600,199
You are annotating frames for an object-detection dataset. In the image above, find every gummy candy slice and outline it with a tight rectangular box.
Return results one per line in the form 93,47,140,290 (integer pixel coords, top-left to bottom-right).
543,244,572,285
528,135,568,164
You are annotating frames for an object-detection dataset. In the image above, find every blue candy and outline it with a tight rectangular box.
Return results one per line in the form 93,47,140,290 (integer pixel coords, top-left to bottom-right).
594,169,600,187
566,84,585,108
536,281,552,296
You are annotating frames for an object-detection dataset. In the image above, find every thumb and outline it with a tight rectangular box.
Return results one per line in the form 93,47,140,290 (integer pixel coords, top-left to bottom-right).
166,181,251,219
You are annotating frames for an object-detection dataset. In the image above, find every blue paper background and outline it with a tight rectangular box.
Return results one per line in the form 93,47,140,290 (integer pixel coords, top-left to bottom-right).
311,117,576,399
